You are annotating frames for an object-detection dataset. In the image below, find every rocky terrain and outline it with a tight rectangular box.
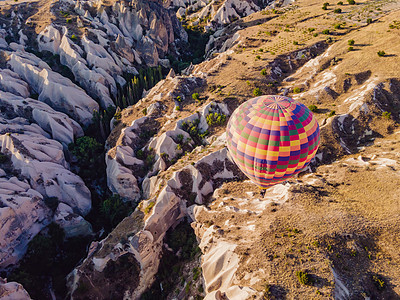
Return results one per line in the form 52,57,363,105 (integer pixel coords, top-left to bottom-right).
0,0,400,299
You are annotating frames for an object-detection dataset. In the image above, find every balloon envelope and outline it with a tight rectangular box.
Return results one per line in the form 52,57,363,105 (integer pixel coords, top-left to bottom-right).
226,95,320,188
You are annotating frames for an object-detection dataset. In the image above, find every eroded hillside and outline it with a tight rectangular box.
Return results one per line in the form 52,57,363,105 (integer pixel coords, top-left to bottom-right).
0,0,399,299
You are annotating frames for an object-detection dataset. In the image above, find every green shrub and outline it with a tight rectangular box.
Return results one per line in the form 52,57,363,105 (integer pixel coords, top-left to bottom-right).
308,105,318,112
337,1,343,4
382,111,391,119
142,108,147,115
68,136,103,167
176,134,184,144
372,275,385,291
367,18,372,24
136,149,144,159
71,34,77,40
296,270,312,285
175,106,181,111
192,267,201,281
260,69,267,75
253,88,262,96
322,29,330,34
192,93,199,100
334,8,342,13
255,55,261,60
293,87,301,94
114,111,122,121
313,33,319,37
66,18,72,23
176,96,182,102
144,201,155,214
322,2,329,10
206,112,227,126
377,50,386,57
348,46,354,51
181,118,208,145
348,39,355,45
328,110,336,117
348,0,355,4
160,152,169,162
100,194,132,228
293,41,298,45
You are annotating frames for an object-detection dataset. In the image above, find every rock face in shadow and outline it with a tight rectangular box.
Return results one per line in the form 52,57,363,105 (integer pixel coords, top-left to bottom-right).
0,50,93,267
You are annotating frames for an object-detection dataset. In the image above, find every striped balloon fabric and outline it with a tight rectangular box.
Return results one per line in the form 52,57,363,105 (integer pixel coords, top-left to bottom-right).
226,95,320,188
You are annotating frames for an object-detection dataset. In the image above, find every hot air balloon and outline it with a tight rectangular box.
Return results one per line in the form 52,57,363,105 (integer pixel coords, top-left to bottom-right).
226,95,320,188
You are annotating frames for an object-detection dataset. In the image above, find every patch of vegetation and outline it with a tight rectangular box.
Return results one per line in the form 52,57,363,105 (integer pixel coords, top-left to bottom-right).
377,50,386,57
348,0,355,4
253,88,262,96
348,39,355,46
100,194,133,229
348,46,354,51
322,29,330,34
169,25,210,73
261,69,267,75
327,110,336,117
293,87,301,94
87,106,116,139
322,2,329,10
296,270,312,285
382,111,391,119
389,21,400,29
367,18,372,24
68,136,104,179
206,112,227,126
337,1,343,4
144,201,155,214
192,92,200,101
334,8,342,13
113,110,122,121
372,274,385,291
308,105,318,112
181,118,208,145
116,67,164,109
192,267,201,281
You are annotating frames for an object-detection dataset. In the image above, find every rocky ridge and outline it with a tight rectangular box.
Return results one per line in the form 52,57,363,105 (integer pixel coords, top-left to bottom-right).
0,0,400,299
